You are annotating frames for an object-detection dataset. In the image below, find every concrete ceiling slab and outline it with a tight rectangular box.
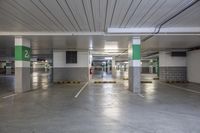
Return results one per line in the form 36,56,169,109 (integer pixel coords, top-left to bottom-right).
0,0,199,32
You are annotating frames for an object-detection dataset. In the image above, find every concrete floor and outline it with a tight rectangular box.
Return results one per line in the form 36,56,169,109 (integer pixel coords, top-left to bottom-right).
0,71,52,96
0,73,200,132
0,75,15,97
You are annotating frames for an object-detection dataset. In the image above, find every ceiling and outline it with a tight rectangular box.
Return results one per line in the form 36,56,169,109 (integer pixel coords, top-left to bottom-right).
142,35,200,55
0,0,200,59
0,35,132,56
1,35,200,58
0,0,199,32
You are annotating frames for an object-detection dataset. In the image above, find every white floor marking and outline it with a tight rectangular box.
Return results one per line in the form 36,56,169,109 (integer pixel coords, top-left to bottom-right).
74,82,89,98
160,82,200,94
2,94,17,99
138,93,145,98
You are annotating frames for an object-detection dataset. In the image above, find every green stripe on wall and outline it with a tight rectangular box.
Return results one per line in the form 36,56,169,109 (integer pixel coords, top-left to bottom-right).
132,45,141,60
15,46,31,61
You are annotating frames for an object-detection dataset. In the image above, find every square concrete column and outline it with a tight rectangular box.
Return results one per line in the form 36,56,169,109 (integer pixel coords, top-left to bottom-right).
128,37,141,93
6,61,12,75
112,56,116,78
15,37,31,93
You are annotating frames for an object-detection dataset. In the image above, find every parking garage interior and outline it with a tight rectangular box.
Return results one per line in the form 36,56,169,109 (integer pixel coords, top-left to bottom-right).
0,0,200,132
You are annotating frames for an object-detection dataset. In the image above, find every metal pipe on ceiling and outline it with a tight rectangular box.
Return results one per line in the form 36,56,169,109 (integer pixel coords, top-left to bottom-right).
142,0,200,42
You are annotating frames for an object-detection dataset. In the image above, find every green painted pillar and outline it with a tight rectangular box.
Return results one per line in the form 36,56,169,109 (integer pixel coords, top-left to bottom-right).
15,37,31,93
128,37,141,93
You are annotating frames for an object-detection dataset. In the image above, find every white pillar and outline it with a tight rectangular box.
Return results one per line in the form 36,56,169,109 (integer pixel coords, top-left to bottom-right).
15,37,31,93
128,37,141,93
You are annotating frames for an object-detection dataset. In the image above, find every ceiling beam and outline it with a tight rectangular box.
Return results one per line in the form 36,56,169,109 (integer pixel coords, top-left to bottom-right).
0,32,105,36
1,31,200,36
107,27,200,34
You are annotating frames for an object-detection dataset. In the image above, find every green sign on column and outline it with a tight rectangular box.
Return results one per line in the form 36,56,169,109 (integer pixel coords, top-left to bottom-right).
132,45,141,60
15,46,31,61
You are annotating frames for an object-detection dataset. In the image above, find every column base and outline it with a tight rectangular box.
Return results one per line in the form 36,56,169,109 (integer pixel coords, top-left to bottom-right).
15,67,31,93
112,67,116,78
128,67,141,93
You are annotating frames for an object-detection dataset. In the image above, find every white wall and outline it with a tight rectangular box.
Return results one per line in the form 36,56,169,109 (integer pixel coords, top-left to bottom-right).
159,51,186,67
142,61,149,67
32,62,50,68
187,49,200,83
53,51,89,68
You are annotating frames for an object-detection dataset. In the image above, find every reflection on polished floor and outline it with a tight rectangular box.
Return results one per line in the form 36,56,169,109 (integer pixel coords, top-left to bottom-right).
31,71,52,90
0,72,200,133
0,71,52,97
0,75,15,97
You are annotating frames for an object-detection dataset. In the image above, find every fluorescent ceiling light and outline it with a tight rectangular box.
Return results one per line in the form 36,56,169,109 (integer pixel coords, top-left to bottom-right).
104,57,112,60
107,28,155,33
104,41,118,50
89,38,93,50
104,41,119,52
107,27,200,34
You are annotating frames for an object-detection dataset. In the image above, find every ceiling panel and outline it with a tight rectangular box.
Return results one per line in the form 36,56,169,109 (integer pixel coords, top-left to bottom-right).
99,0,107,31
31,0,66,31
9,0,63,31
82,0,95,31
66,0,90,31
0,14,28,31
142,0,189,27
136,0,166,27
103,0,116,31
110,0,132,28
142,35,200,54
0,0,199,32
163,2,200,28
0,1,42,31
39,0,74,31
119,0,142,28
125,0,159,27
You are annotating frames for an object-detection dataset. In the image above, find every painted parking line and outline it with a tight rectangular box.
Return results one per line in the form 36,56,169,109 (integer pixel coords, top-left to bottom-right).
160,82,200,94
74,82,89,98
2,94,16,99
138,93,145,97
